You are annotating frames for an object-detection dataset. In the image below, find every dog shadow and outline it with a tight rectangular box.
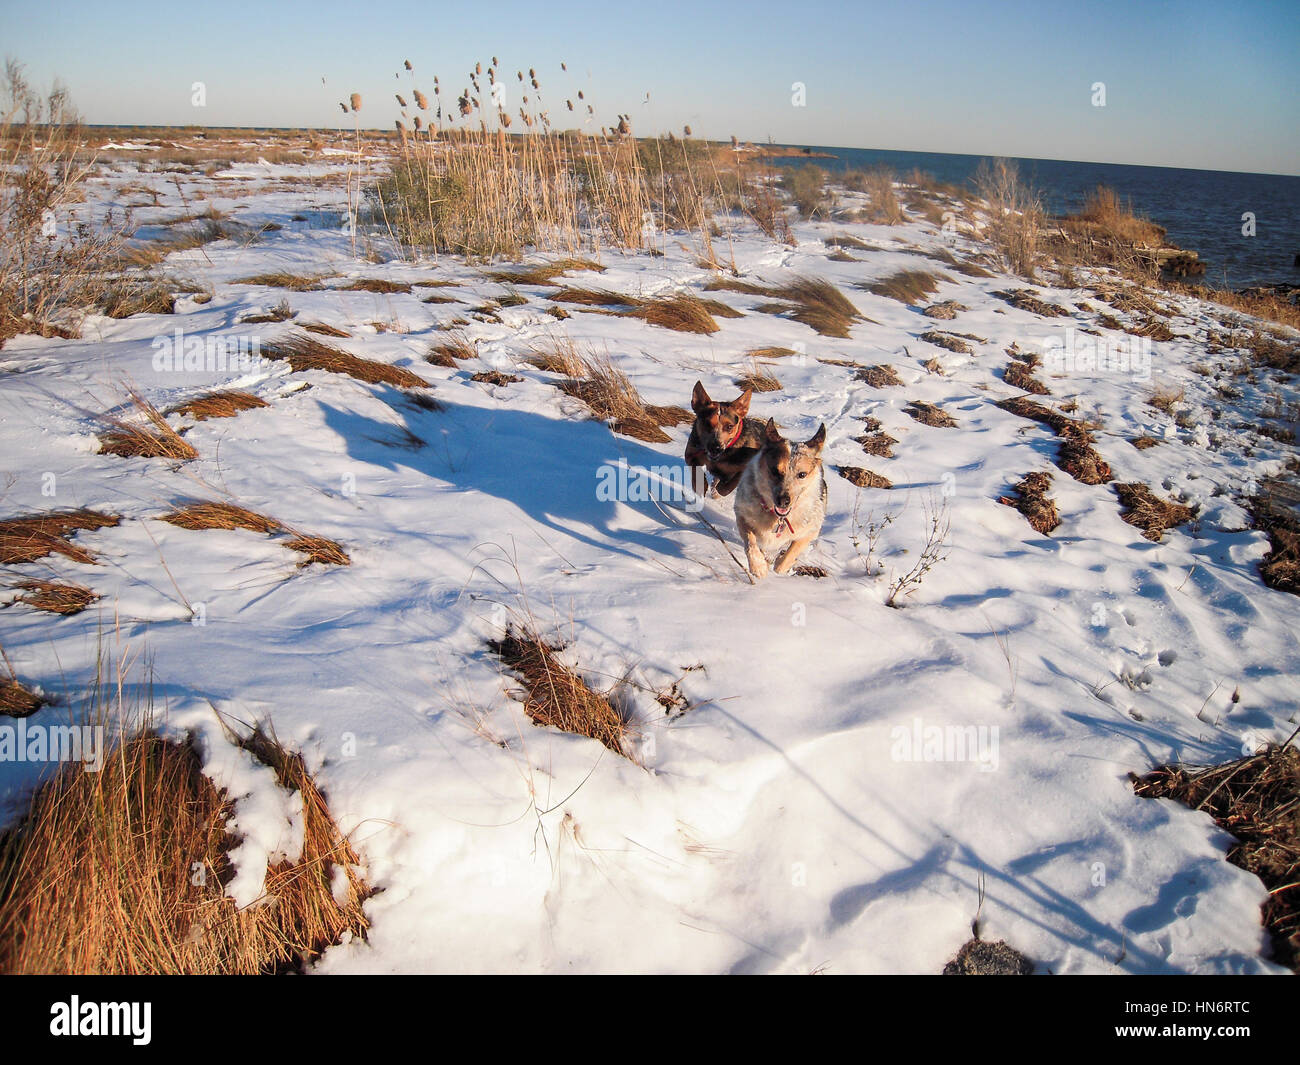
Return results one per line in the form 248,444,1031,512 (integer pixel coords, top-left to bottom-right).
318,390,703,564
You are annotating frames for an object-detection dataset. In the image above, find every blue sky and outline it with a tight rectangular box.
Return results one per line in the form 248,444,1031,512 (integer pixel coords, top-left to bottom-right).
3,0,1297,174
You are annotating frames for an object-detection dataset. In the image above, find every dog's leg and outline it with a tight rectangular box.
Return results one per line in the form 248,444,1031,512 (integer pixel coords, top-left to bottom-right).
713,471,743,497
689,463,708,496
737,516,768,580
774,536,814,574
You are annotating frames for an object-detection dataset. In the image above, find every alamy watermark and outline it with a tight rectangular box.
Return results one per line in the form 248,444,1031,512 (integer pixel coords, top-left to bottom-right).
152,327,268,375
1042,327,1151,382
596,461,704,512
0,719,105,772
890,716,999,772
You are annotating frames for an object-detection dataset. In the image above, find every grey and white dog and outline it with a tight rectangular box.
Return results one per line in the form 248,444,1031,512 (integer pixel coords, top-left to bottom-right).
734,419,828,579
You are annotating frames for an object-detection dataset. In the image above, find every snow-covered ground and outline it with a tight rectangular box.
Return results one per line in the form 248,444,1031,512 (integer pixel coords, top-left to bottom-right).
2,152,1297,974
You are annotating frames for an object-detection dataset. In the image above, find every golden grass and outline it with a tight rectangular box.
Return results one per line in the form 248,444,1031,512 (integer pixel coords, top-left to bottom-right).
284,535,350,567
471,370,523,386
300,321,351,337
998,471,1060,534
709,274,861,337
1146,384,1185,415
161,502,283,535
1004,359,1050,395
1250,496,1300,596
0,725,370,974
904,401,957,428
11,579,100,616
485,258,606,286
864,269,948,305
524,334,587,376
262,333,428,389
99,390,199,461
1131,435,1163,450
992,289,1070,318
425,332,478,366
1114,482,1195,541
0,509,120,566
166,390,269,421
734,363,782,392
1134,742,1300,972
550,288,728,334
837,466,893,489
488,625,628,756
98,280,177,318
233,272,334,291
856,430,897,458
336,278,412,294
922,300,966,320
920,331,975,356
0,677,46,717
558,351,674,443
856,364,903,388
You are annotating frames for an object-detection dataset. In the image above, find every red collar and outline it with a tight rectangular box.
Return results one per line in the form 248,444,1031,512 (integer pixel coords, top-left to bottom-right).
720,422,743,451
762,501,794,536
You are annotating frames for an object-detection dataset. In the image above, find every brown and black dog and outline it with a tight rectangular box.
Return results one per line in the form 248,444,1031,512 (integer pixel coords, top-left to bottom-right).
684,382,768,497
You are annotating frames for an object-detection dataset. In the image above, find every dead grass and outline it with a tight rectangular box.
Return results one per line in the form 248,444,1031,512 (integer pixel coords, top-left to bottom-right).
0,723,370,973
471,370,523,386
299,322,351,338
426,332,478,366
166,390,269,421
1004,360,1050,394
1249,496,1300,596
1114,482,1194,541
558,352,673,443
284,535,350,567
992,289,1070,318
998,471,1060,534
524,334,586,376
161,502,283,535
98,390,199,461
232,272,334,291
735,364,782,392
336,278,412,294
745,346,801,359
488,624,628,756
0,509,120,565
904,401,957,428
856,431,897,458
1134,741,1300,972
863,269,949,306
709,275,861,338
262,333,428,389
0,676,46,717
996,397,1112,484
1146,384,1185,415
920,331,974,356
98,280,177,319
1131,435,1163,450
855,364,903,388
1057,438,1113,485
551,287,729,334
11,579,100,615
923,300,966,320
837,466,893,489
485,258,605,286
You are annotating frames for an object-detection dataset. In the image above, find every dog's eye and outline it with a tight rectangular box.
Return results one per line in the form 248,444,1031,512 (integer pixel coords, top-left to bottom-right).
797,471,807,479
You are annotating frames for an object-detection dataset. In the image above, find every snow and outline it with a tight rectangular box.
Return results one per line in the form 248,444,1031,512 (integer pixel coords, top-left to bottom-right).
1,153,1297,974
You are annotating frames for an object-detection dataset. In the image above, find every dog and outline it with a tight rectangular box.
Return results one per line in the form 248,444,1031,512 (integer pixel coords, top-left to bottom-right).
684,381,768,497
734,419,827,580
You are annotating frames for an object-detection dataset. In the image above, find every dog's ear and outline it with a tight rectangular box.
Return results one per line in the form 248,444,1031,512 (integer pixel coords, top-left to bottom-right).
691,380,711,413
733,387,753,417
764,418,782,444
806,423,827,453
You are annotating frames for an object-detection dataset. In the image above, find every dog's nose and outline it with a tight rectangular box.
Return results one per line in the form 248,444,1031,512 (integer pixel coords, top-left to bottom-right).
778,493,791,508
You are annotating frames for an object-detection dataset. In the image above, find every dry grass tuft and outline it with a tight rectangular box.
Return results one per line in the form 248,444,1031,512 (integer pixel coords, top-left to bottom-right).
838,466,893,489
166,390,269,421
336,278,412,294
864,270,949,305
1057,438,1113,485
855,364,903,388
426,332,477,366
1250,496,1300,596
923,300,966,320
263,333,428,389
99,280,177,318
734,364,782,392
855,431,897,457
745,346,801,359
1114,483,1194,541
636,293,725,334
233,272,333,291
1146,384,1185,415
11,579,100,616
1131,435,1163,450
998,471,1060,534
489,625,628,756
710,275,860,337
485,258,605,286
524,334,586,376
161,502,283,535
1004,360,1050,394
0,724,370,973
471,370,523,386
558,352,672,442
992,289,1069,318
284,535,350,567
299,322,351,337
920,331,974,355
0,509,120,566
0,677,46,717
904,401,958,428
1134,741,1300,972
99,390,199,461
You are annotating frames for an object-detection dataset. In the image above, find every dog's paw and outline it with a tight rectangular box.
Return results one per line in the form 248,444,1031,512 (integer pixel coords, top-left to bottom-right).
747,553,769,580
